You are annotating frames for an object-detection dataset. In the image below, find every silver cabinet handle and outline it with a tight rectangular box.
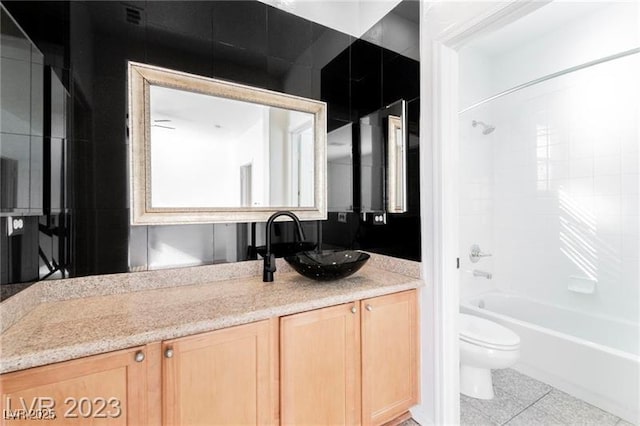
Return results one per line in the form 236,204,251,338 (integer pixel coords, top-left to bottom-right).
366,304,373,311
164,348,174,358
134,351,145,362
350,306,357,314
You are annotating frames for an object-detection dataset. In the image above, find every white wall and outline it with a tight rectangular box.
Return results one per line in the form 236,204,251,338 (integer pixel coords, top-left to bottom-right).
150,125,239,208
236,117,268,207
458,47,492,114
361,8,419,61
461,1,640,109
269,108,290,206
258,0,401,39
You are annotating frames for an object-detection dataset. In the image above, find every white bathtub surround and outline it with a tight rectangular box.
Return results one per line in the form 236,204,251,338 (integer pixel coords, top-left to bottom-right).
461,369,627,426
459,314,520,399
462,291,640,424
459,50,640,323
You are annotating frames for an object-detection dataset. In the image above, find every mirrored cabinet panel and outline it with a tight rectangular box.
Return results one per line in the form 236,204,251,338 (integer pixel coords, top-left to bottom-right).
327,123,353,212
0,6,44,217
360,99,407,215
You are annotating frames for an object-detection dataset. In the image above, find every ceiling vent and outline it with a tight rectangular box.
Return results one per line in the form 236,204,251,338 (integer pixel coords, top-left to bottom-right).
124,6,142,25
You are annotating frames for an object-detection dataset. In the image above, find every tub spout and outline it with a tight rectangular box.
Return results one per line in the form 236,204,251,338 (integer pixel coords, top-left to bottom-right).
473,269,492,279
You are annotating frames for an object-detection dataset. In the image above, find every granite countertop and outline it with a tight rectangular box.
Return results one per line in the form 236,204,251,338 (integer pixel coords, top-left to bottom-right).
0,255,422,374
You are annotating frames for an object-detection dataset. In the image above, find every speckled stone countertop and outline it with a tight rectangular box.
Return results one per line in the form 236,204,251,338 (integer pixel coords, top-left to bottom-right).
0,253,422,374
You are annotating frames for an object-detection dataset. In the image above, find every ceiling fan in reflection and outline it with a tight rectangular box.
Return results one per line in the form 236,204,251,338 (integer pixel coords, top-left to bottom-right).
152,119,175,130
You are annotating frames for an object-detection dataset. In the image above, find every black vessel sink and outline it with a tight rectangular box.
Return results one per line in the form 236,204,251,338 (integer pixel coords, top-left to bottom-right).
255,242,317,258
284,250,370,281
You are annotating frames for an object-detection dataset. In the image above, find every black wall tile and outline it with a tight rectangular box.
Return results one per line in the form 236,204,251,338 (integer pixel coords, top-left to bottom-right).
382,50,419,105
93,208,129,274
146,1,213,42
92,31,146,83
4,0,421,289
91,76,127,146
145,26,214,78
212,41,273,88
93,143,127,210
271,58,313,99
350,40,382,117
320,46,350,125
71,208,97,276
67,139,95,210
267,6,312,65
213,1,267,55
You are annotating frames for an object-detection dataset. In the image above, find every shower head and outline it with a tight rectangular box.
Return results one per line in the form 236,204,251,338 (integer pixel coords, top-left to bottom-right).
472,120,495,135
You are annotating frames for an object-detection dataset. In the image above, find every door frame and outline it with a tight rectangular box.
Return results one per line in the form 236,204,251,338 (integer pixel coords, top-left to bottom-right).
416,1,549,424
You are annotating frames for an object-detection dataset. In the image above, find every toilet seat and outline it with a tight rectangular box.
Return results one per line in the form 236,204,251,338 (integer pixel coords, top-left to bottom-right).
460,314,520,350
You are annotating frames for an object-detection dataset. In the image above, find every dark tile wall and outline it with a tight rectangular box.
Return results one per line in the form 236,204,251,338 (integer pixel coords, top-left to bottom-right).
321,40,421,261
1,0,420,291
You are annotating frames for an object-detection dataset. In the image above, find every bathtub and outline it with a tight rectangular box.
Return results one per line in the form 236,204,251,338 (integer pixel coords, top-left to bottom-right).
461,291,640,424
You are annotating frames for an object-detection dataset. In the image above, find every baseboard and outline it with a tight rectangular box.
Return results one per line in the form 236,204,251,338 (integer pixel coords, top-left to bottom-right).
410,406,435,425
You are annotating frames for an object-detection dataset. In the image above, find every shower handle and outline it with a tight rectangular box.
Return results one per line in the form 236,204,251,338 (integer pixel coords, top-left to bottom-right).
470,244,492,263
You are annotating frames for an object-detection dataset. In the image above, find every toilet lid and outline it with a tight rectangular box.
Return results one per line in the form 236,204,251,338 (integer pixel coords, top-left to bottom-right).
459,314,520,349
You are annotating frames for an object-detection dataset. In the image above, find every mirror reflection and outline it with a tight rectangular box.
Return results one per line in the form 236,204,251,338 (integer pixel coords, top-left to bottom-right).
327,123,353,212
360,99,407,214
150,85,315,209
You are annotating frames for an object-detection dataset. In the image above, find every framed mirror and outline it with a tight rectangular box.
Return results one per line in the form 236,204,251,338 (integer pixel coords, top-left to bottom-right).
128,62,327,225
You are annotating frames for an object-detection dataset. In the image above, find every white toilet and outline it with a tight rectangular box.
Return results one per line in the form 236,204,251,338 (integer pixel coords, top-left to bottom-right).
459,313,520,399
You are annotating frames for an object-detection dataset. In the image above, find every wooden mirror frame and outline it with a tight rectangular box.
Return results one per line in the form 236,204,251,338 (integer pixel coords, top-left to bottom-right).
128,62,327,225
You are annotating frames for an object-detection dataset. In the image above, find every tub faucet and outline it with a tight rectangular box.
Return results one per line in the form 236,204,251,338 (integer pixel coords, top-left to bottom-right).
473,269,492,279
263,211,306,282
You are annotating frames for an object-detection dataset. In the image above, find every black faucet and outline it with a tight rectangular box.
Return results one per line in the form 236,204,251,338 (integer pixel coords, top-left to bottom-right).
263,211,306,282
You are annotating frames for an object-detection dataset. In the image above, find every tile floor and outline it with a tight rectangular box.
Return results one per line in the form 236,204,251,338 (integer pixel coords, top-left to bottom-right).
460,369,635,426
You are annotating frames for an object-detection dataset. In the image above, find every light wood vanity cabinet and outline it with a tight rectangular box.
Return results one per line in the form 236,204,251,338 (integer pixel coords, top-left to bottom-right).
161,319,278,426
361,290,419,425
281,290,419,426
280,302,362,425
0,322,277,426
0,345,150,425
0,289,418,426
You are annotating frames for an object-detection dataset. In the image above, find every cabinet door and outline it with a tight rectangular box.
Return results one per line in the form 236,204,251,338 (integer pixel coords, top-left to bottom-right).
162,319,277,426
280,302,361,426
361,290,418,426
0,345,150,425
